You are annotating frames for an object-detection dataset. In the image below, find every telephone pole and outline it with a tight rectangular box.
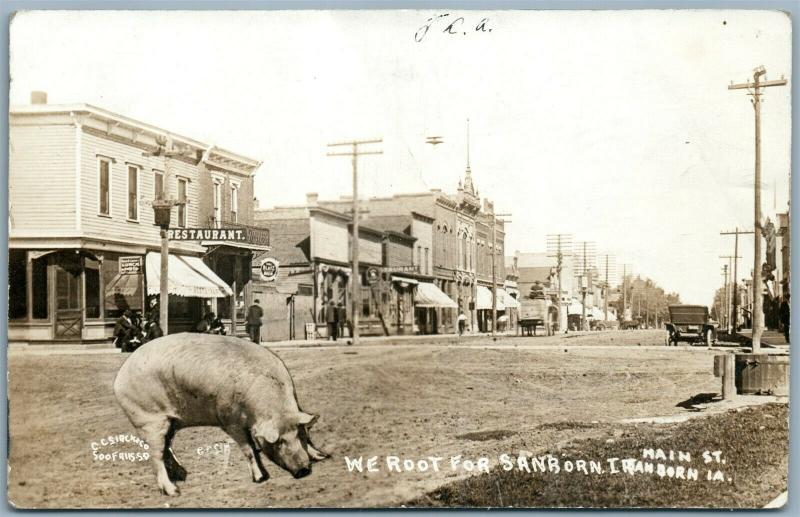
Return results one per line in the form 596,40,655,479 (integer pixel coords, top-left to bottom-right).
621,264,631,323
721,228,753,333
728,66,788,352
327,138,383,345
720,252,743,333
547,234,573,333
574,241,595,331
491,210,512,336
720,263,730,331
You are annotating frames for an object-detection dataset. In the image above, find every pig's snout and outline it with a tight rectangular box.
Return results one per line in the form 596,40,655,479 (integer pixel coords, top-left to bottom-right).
293,466,312,479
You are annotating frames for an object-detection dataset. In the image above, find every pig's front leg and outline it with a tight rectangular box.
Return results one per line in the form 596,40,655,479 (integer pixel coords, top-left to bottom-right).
224,426,269,483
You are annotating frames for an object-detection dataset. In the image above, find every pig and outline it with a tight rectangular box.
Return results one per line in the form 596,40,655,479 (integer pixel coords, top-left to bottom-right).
113,333,328,496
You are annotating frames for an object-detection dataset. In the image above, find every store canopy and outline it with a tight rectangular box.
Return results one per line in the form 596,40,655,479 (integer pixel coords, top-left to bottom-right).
567,298,584,315
476,285,507,311
392,275,419,286
499,288,520,309
145,252,232,298
414,282,458,308
105,273,140,297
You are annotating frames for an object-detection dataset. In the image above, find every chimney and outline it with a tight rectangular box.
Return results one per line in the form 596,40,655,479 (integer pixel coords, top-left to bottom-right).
306,192,319,206
30,91,47,105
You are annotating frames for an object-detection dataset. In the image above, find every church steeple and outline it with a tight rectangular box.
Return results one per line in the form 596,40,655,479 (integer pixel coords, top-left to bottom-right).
463,118,476,196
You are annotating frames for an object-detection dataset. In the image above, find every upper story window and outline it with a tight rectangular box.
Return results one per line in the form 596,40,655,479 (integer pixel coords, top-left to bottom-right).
177,177,188,228
212,180,222,227
153,170,164,201
230,183,239,223
127,165,139,221
98,158,111,216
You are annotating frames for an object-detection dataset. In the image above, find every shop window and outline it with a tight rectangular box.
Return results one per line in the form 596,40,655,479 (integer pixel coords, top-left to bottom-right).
85,258,101,319
32,257,48,319
103,255,142,318
8,250,27,320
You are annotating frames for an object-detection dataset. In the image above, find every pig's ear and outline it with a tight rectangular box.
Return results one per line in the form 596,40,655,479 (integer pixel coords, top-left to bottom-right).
297,412,319,428
253,420,280,444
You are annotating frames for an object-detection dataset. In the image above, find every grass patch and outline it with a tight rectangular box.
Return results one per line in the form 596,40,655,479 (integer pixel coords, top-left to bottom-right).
408,403,788,509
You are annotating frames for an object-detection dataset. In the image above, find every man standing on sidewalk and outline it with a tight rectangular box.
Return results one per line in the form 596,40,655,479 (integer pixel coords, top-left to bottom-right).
326,300,338,341
779,293,790,343
246,299,264,343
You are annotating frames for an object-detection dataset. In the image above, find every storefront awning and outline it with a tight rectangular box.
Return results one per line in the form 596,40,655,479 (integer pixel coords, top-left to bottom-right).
415,282,458,308
145,252,233,298
392,275,419,286
476,285,507,311
105,273,140,297
501,289,520,309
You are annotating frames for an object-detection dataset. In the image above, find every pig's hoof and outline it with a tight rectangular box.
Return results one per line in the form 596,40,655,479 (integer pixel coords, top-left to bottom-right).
160,483,180,496
252,472,269,483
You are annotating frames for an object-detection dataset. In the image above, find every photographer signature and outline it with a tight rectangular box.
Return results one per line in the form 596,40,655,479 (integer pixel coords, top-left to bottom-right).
415,14,492,42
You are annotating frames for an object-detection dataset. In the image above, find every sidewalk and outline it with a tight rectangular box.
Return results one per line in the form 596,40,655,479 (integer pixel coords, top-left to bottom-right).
736,329,789,350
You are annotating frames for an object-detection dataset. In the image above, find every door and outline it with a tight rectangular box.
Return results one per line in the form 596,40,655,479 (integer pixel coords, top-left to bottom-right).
54,257,83,339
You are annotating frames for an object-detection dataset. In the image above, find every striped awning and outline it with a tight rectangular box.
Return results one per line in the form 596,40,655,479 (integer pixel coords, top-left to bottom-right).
145,252,232,298
414,282,458,308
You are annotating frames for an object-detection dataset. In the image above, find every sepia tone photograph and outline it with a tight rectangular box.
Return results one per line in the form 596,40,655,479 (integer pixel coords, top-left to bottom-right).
5,7,792,510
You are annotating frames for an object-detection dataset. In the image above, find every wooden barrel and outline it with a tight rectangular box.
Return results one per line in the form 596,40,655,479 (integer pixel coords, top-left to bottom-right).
735,353,790,396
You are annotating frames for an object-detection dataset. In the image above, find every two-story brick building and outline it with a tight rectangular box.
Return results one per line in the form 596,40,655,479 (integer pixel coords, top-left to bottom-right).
8,96,264,343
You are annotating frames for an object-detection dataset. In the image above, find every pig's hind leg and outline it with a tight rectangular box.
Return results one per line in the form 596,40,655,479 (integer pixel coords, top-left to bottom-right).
164,421,188,482
140,419,180,496
225,426,269,483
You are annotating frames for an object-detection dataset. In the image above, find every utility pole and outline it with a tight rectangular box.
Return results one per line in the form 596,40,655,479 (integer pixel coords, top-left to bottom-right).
547,234,572,333
720,263,730,331
621,264,630,323
719,254,741,333
729,66,788,352
143,135,184,335
490,210,512,336
574,241,595,331
721,228,753,332
327,138,383,346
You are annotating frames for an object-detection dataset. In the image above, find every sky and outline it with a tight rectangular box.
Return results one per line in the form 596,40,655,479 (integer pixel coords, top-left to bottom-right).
9,9,792,305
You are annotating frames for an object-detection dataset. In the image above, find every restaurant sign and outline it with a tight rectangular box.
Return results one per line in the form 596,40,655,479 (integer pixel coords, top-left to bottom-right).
167,228,247,241
119,256,143,275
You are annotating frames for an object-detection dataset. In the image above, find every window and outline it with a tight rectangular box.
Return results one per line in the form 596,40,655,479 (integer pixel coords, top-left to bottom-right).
230,184,239,223
99,159,111,216
177,178,188,228
154,170,164,201
85,258,101,319
103,254,142,318
127,165,139,221
212,180,222,227
424,248,429,275
9,250,27,319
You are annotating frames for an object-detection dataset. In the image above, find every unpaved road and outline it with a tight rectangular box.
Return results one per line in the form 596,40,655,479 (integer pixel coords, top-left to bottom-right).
8,330,725,508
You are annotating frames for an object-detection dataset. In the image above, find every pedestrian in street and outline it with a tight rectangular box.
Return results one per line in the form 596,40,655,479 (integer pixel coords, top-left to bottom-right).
326,300,338,341
457,312,467,335
246,300,264,343
780,293,790,343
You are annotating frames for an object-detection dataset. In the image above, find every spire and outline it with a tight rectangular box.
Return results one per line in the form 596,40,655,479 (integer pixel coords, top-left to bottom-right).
463,118,475,196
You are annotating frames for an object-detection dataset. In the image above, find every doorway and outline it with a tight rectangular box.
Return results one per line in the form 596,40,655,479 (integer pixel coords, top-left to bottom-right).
54,256,83,339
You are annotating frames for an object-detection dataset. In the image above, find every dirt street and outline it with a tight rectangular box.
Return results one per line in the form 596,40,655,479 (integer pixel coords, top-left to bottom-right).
8,330,725,508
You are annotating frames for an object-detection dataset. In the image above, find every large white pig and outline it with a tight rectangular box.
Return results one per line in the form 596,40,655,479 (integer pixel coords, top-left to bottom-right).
113,333,328,496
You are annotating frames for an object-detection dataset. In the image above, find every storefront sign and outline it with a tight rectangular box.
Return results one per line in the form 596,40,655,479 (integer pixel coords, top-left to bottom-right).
383,265,421,273
259,258,279,282
167,228,247,241
119,256,143,275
